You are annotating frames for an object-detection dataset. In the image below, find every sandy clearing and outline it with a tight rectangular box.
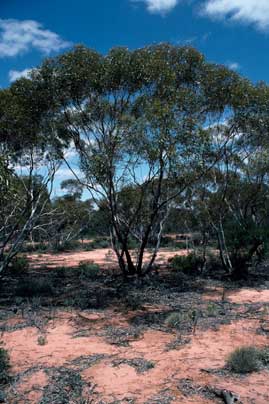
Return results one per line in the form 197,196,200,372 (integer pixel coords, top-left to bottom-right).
27,248,188,269
2,301,269,403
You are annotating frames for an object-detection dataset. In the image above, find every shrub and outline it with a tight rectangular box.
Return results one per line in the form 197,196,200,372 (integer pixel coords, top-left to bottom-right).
53,266,68,279
258,347,269,367
83,243,94,251
0,347,10,384
227,346,261,373
15,278,54,297
170,253,203,274
86,238,110,249
165,312,184,329
124,294,143,311
10,256,29,277
206,302,218,317
78,261,100,280
127,238,139,250
95,239,110,249
168,270,189,289
37,336,47,346
54,240,80,252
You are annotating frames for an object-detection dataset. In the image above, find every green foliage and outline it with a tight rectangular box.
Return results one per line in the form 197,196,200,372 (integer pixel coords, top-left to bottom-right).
206,302,218,317
15,278,54,297
37,336,47,346
258,347,269,367
227,346,261,373
2,42,269,278
124,294,143,311
168,270,189,289
20,242,49,253
89,238,110,249
165,312,184,329
35,43,251,276
53,240,81,252
78,261,100,280
170,253,203,274
0,347,10,384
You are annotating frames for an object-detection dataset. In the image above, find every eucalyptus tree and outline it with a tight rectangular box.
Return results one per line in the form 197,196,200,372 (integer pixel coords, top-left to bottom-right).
181,82,269,278
28,44,253,276
0,79,64,275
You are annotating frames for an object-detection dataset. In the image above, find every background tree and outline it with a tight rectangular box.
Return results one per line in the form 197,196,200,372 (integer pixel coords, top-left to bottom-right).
46,179,93,250
0,78,65,274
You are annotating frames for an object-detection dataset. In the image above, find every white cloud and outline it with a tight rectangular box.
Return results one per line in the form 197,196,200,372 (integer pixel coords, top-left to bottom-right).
203,0,269,30
63,142,78,160
227,61,240,70
9,68,32,82
136,0,179,14
55,167,82,181
0,19,71,58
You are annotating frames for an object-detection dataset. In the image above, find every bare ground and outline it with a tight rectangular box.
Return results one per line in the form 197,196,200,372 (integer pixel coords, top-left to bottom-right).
0,251,269,403
27,248,188,269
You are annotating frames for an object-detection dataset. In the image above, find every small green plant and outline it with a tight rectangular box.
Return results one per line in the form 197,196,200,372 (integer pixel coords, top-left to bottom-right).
206,302,218,317
227,346,261,373
37,336,47,346
15,278,54,297
165,312,185,329
0,347,10,384
78,261,100,280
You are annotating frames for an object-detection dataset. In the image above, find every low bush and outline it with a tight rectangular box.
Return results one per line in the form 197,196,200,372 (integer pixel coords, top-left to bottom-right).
165,312,184,329
124,294,143,311
83,243,94,251
15,278,54,297
0,347,10,384
226,346,261,373
127,238,139,250
53,266,69,279
53,240,80,252
170,253,203,274
95,239,110,249
168,271,189,289
20,242,49,253
78,261,100,280
206,302,219,317
258,347,269,367
37,336,47,346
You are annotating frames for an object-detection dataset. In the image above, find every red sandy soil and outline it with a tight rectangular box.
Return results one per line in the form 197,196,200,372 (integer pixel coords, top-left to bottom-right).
27,248,188,269
1,288,269,403
204,286,269,304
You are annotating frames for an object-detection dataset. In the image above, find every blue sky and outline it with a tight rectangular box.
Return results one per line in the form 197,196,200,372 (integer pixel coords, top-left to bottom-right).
1,0,269,196
1,0,269,87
